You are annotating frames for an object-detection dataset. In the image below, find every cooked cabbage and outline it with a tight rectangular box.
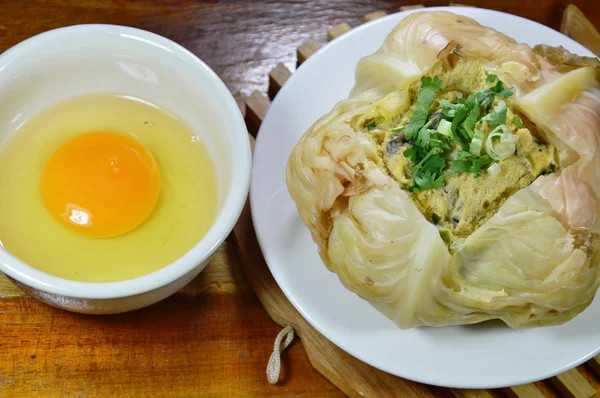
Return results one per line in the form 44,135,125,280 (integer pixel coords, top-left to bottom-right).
286,11,600,328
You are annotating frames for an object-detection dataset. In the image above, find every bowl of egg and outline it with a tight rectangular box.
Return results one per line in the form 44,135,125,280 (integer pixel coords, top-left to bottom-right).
0,24,251,314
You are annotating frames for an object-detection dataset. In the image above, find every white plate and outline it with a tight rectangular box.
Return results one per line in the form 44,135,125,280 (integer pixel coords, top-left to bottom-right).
250,7,600,389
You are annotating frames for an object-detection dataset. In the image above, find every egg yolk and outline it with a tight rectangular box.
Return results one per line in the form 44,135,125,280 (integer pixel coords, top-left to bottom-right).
41,131,161,238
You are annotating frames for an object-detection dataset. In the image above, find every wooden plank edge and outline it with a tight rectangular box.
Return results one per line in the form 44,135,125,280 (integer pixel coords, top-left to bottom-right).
327,22,352,41
363,11,387,23
268,63,292,99
504,383,545,398
297,39,320,66
560,4,600,57
399,4,425,11
244,91,270,133
451,389,494,398
587,355,600,377
0,273,27,297
550,368,597,398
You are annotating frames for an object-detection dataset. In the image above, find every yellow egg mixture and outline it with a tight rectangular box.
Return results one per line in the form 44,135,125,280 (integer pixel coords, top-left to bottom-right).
0,94,218,282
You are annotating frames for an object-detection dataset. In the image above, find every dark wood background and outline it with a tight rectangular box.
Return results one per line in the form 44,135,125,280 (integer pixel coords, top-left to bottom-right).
0,1,599,397
2,0,599,112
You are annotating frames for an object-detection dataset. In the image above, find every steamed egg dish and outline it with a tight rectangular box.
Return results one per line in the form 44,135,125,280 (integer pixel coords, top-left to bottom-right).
0,94,218,282
286,11,600,329
372,58,558,251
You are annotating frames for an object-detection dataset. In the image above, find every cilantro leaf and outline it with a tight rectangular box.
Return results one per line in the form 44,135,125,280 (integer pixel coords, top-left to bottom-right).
451,103,469,142
405,76,442,140
470,77,513,110
496,88,514,98
411,171,446,192
481,100,507,130
459,95,480,140
421,153,445,175
429,134,451,150
411,147,443,174
472,155,494,170
513,115,524,128
448,159,473,173
416,127,430,147
415,117,438,147
490,79,505,92
479,92,495,109
456,149,472,160
449,154,493,173
410,147,446,192
490,79,513,97
471,89,495,109
403,144,423,163
438,100,458,119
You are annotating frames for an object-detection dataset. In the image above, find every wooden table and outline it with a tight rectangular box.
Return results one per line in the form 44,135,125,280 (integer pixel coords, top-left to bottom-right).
1,1,599,397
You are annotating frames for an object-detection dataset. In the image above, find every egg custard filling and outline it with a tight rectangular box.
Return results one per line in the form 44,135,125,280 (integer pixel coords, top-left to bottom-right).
354,58,559,251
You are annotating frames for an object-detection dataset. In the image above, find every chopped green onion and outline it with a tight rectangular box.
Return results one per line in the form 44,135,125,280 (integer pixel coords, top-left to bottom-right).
462,125,475,140
437,119,452,137
486,125,519,160
487,162,501,176
469,129,484,156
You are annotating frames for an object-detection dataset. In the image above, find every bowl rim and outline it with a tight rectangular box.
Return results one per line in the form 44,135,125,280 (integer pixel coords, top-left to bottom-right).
0,24,251,299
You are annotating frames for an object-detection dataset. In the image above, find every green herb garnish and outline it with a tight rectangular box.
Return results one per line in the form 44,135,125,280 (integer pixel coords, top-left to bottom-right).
405,76,442,140
491,79,514,98
365,119,378,130
460,95,480,140
408,145,447,192
410,147,447,191
437,119,452,137
449,150,493,173
470,78,513,109
399,74,514,191
480,100,507,130
450,102,470,146
513,115,524,128
486,74,498,83
412,171,446,191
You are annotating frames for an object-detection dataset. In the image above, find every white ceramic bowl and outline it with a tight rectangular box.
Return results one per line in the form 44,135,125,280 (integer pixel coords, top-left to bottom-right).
0,24,251,314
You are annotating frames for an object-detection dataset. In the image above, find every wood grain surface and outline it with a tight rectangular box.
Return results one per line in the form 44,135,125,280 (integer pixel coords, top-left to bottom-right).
1,1,600,397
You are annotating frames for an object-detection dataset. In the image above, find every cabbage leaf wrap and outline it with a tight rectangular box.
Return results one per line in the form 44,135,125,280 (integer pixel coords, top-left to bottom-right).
286,11,600,328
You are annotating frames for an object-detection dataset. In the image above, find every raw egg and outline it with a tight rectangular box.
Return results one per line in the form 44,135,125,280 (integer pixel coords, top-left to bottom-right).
41,131,161,238
0,94,218,282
